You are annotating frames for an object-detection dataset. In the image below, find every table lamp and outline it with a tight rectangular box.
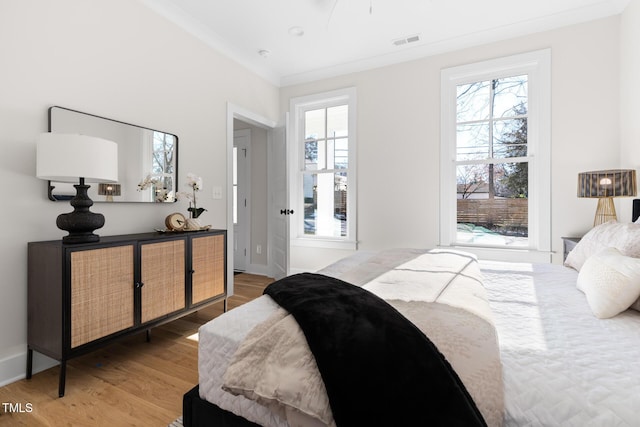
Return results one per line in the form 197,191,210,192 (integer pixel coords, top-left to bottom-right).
98,183,121,202
577,169,637,226
37,133,118,243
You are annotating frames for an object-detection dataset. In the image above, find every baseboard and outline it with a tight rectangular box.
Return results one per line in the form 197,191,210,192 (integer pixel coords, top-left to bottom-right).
236,265,310,278
240,263,271,277
0,350,58,387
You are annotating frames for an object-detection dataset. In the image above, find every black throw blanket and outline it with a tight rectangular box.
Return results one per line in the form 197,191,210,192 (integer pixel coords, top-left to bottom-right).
264,273,487,427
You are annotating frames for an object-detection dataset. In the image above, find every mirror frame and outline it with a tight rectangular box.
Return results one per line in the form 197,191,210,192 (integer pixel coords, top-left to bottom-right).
47,106,179,203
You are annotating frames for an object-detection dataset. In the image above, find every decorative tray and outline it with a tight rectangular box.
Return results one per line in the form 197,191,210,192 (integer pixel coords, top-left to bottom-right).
154,225,212,233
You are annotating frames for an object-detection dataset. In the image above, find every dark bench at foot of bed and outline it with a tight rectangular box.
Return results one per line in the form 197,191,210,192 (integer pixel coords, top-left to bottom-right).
183,385,260,427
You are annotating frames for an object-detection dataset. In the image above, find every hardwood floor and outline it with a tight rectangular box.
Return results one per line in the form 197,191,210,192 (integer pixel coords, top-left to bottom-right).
0,273,273,427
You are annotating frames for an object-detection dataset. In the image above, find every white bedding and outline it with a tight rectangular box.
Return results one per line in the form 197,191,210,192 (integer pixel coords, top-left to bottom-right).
220,250,503,427
199,295,288,427
481,260,640,426
198,256,640,427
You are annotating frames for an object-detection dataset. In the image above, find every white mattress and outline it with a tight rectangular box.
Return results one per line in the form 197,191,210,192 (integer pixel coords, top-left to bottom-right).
198,260,640,427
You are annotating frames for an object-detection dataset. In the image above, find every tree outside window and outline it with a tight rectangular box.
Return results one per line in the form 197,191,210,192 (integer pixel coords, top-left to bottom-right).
455,75,529,242
151,131,176,201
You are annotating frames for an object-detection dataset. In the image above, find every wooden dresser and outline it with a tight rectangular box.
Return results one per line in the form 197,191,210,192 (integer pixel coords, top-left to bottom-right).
27,230,226,397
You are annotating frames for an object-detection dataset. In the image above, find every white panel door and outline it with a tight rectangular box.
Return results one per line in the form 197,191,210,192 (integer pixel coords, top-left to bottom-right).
268,115,289,280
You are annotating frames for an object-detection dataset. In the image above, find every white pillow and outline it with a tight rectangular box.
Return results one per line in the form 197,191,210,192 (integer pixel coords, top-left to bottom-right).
577,247,640,319
564,221,640,271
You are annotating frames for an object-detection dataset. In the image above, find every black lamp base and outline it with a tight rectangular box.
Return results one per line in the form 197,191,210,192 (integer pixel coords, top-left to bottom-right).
56,179,105,244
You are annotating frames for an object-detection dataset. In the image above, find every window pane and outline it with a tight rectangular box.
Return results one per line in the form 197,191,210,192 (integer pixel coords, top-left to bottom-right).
456,162,528,245
327,105,348,137
233,147,238,185
233,186,238,224
233,147,237,224
152,131,176,196
456,123,489,161
456,81,490,122
305,109,325,140
303,172,347,237
152,131,176,175
335,172,347,238
333,138,348,169
493,118,527,158
306,138,349,170
457,162,528,199
493,75,528,118
305,138,320,170
325,138,349,169
456,163,487,199
303,173,315,234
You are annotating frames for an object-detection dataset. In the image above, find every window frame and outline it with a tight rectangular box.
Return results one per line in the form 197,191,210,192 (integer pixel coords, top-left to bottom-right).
440,50,551,262
289,87,358,250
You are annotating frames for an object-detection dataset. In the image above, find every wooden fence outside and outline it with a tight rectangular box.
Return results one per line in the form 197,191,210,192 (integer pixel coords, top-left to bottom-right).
457,198,528,228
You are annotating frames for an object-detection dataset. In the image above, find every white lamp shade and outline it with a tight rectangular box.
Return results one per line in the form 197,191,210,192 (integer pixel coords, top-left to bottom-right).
36,133,118,183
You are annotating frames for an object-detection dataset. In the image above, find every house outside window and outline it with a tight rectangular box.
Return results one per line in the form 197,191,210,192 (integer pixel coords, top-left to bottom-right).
440,50,551,262
290,87,357,250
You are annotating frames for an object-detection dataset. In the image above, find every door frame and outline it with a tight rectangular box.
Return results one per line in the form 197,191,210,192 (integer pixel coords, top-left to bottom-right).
226,103,277,296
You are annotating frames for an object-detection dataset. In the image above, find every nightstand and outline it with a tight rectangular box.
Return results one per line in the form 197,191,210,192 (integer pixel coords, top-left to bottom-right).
562,237,581,262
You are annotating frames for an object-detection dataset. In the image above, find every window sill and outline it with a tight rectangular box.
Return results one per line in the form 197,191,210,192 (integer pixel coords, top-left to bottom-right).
291,237,358,250
438,244,552,264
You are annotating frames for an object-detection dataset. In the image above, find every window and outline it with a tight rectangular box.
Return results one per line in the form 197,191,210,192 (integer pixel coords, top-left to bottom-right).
290,87,357,249
233,146,238,224
150,130,176,202
440,50,551,262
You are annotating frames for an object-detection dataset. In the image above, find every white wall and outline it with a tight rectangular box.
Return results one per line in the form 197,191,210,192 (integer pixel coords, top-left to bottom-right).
281,16,623,272
0,0,279,385
620,0,640,217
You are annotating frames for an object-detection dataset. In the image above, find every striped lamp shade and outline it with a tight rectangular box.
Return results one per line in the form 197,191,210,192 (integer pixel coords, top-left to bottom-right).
577,169,637,198
98,183,121,196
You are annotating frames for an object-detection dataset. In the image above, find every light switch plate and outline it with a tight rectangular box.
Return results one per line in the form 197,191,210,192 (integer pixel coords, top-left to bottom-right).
212,186,222,199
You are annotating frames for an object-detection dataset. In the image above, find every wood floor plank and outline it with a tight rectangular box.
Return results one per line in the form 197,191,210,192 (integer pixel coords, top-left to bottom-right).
0,273,273,426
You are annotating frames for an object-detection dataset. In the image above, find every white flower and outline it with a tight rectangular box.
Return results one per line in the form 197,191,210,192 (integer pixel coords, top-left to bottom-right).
155,188,169,202
186,173,203,191
137,173,158,191
179,173,206,218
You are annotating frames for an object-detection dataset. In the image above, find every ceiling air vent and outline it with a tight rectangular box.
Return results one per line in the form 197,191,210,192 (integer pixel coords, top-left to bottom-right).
392,34,421,47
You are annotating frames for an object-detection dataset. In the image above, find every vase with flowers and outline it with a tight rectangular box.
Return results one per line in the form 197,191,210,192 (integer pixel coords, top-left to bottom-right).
137,173,170,202
177,173,206,230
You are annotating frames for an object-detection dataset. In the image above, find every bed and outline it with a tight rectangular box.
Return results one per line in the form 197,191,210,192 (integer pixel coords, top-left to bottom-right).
184,203,640,427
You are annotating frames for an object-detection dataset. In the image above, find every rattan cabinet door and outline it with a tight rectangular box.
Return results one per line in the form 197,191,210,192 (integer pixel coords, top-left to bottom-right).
140,239,186,323
191,234,225,304
70,245,135,348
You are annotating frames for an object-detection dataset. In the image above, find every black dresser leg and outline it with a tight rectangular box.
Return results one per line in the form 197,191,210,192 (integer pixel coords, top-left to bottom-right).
58,361,66,397
26,348,33,379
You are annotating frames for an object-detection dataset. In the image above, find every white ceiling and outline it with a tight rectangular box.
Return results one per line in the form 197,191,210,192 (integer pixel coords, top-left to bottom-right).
141,0,629,86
